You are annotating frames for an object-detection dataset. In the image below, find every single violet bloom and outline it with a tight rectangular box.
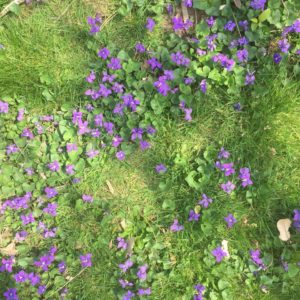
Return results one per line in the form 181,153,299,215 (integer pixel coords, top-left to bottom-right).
58,261,66,273
146,18,155,32
155,164,167,174
184,0,193,7
80,253,92,268
122,291,135,300
212,246,227,263
138,288,151,296
273,53,282,64
0,100,9,113
170,219,184,232
245,71,255,85
198,194,212,208
206,16,215,27
98,47,110,60
221,181,236,194
119,259,133,272
188,210,200,221
116,151,125,161
224,20,236,32
137,264,148,281
200,79,207,94
250,0,267,10
44,187,58,199
82,194,93,203
117,237,127,250
224,213,237,228
47,161,60,172
135,42,146,53
108,57,122,70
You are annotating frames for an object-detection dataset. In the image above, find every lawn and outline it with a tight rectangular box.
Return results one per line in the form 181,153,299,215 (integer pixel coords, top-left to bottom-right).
0,0,300,300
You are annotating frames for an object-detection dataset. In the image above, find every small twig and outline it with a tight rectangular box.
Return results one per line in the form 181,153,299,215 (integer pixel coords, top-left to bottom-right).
45,267,87,298
232,10,242,38
100,12,117,31
0,0,24,18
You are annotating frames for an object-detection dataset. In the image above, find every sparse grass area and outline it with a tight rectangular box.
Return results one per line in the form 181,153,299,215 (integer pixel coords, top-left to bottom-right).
0,1,300,299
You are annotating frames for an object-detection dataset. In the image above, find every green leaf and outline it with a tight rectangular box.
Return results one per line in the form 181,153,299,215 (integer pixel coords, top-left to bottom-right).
9,3,21,16
258,9,271,23
162,199,176,210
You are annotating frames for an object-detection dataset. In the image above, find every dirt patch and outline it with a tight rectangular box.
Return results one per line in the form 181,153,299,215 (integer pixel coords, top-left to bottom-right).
84,0,115,17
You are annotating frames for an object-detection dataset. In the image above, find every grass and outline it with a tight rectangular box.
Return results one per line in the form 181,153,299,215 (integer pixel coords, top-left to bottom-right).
1,1,300,299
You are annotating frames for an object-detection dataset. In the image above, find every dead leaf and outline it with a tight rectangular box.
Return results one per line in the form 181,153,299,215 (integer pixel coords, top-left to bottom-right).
221,240,230,258
106,180,115,195
234,0,242,9
0,242,17,256
277,218,291,241
126,238,135,257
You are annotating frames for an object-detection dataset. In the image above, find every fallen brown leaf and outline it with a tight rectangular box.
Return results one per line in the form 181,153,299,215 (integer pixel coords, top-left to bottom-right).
277,218,291,241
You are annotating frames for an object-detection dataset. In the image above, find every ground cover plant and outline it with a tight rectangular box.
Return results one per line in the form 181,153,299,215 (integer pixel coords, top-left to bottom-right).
0,0,300,299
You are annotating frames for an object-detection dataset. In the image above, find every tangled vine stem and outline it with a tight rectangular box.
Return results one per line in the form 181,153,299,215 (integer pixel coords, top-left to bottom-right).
0,0,24,18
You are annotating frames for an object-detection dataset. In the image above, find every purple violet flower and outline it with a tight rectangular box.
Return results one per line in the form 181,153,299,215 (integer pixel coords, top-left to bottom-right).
200,79,207,94
86,71,96,83
6,144,19,155
218,147,230,159
198,194,212,208
4,288,18,300
147,57,162,70
273,53,282,64
206,16,215,27
20,213,35,225
0,100,9,113
38,285,46,295
117,237,127,250
135,42,146,53
224,213,237,228
14,270,28,282
184,0,193,7
137,264,148,281
98,47,110,60
212,246,227,262
17,108,25,121
239,168,253,187
224,20,236,32
250,249,265,269
44,187,58,199
116,151,125,161
119,279,134,288
86,149,99,158
138,288,151,296
122,291,135,300
221,181,236,194
108,57,122,70
119,259,133,272
80,253,92,267
245,71,255,85
188,210,200,221
170,219,184,232
146,18,155,32
250,0,267,10
140,140,151,151
58,261,66,273
236,49,249,63
278,38,290,53
47,161,60,172
194,284,205,300
82,194,93,203
0,256,14,273
155,164,167,173
43,203,58,216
